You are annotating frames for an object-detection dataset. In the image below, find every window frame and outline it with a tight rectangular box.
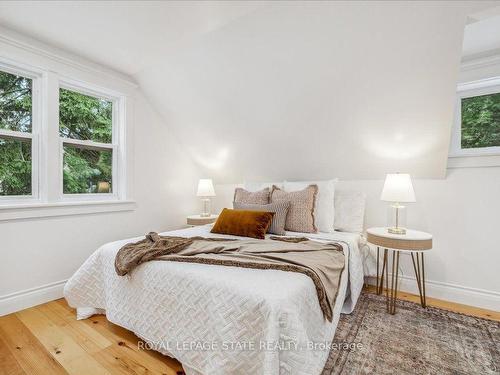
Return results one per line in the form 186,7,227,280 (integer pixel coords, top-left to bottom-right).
449,77,500,158
57,78,125,202
0,60,42,204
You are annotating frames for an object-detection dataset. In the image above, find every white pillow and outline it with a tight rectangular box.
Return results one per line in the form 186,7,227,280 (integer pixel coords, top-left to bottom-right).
284,179,337,233
244,181,284,191
334,190,366,233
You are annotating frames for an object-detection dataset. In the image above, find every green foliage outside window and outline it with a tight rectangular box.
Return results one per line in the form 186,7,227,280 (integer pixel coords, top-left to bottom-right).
0,70,32,133
63,146,112,194
0,138,31,195
0,70,32,195
59,88,112,143
461,92,500,149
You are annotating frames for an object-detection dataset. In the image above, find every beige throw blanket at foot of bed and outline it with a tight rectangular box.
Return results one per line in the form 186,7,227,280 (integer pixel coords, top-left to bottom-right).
115,233,345,322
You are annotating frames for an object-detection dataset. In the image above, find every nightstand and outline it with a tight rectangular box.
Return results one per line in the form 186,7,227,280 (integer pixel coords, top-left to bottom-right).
186,214,218,226
367,227,432,314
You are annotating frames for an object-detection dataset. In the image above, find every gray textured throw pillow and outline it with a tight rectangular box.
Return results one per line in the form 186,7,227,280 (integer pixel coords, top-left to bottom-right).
270,185,318,233
233,187,270,204
233,201,290,235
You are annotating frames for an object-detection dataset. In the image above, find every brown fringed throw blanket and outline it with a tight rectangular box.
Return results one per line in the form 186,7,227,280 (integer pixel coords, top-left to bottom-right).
115,233,345,321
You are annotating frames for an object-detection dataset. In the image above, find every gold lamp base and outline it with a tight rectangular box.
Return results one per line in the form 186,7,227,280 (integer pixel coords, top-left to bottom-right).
388,227,406,235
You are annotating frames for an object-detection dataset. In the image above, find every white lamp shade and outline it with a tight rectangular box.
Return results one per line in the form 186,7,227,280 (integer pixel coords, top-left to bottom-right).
197,179,216,197
380,174,416,203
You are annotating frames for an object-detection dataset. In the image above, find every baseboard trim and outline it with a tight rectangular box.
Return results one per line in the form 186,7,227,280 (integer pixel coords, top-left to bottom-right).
0,279,67,316
365,275,500,311
1,276,498,317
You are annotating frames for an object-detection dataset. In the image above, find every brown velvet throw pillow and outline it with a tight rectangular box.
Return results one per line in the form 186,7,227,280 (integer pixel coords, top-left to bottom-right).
211,208,274,239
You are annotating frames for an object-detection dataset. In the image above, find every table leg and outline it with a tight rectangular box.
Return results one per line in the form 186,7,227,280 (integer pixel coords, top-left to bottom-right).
378,248,387,295
421,253,426,307
411,252,427,308
376,247,385,295
386,250,400,314
376,247,379,293
384,249,389,312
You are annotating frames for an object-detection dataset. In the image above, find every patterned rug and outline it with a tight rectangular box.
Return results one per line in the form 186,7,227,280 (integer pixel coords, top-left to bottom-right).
322,292,500,374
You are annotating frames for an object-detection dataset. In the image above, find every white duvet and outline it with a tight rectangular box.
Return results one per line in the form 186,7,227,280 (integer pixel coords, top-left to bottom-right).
64,225,365,375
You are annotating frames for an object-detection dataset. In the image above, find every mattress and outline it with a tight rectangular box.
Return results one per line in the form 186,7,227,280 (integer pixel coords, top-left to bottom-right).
64,225,365,375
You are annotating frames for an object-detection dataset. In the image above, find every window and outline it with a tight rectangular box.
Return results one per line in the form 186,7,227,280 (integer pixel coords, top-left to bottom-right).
59,87,115,196
0,68,37,198
0,50,134,220
0,57,127,212
450,77,500,157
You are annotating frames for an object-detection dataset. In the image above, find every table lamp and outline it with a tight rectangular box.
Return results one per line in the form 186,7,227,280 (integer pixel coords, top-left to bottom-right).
197,179,216,217
380,173,416,235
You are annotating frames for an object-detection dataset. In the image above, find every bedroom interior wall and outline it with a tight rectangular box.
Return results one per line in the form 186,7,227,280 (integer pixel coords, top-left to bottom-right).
0,32,200,315
136,2,476,182
209,52,500,313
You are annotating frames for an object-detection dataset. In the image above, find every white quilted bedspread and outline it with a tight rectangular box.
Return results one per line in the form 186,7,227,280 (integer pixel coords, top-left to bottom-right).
64,226,364,375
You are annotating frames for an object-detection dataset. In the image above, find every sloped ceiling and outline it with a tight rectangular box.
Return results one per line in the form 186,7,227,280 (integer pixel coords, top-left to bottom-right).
0,1,264,75
0,1,494,182
463,5,500,60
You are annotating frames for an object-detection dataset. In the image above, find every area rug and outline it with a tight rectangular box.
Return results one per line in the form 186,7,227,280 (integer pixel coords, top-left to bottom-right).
323,291,499,374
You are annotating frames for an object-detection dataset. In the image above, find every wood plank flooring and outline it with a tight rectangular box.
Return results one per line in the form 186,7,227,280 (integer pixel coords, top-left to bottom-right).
0,299,183,375
0,289,498,375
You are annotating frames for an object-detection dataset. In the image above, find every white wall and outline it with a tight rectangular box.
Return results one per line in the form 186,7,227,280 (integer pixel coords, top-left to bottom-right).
137,2,476,182
0,31,200,315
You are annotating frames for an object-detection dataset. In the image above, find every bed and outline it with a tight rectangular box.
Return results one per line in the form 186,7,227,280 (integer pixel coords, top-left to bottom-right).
64,224,366,375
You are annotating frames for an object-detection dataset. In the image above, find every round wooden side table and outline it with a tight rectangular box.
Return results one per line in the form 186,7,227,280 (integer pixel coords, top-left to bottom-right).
186,214,218,226
366,227,433,314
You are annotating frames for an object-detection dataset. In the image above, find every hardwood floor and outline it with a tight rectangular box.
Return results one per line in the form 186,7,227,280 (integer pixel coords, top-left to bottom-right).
0,299,183,375
0,291,498,375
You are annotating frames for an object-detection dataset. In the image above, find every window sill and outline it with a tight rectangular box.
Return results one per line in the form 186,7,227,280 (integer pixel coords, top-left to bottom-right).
447,154,500,169
0,200,136,222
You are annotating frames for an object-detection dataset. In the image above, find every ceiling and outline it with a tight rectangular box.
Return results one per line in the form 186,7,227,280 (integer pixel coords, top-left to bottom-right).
0,1,264,76
463,6,500,60
1,1,496,77
0,1,497,182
